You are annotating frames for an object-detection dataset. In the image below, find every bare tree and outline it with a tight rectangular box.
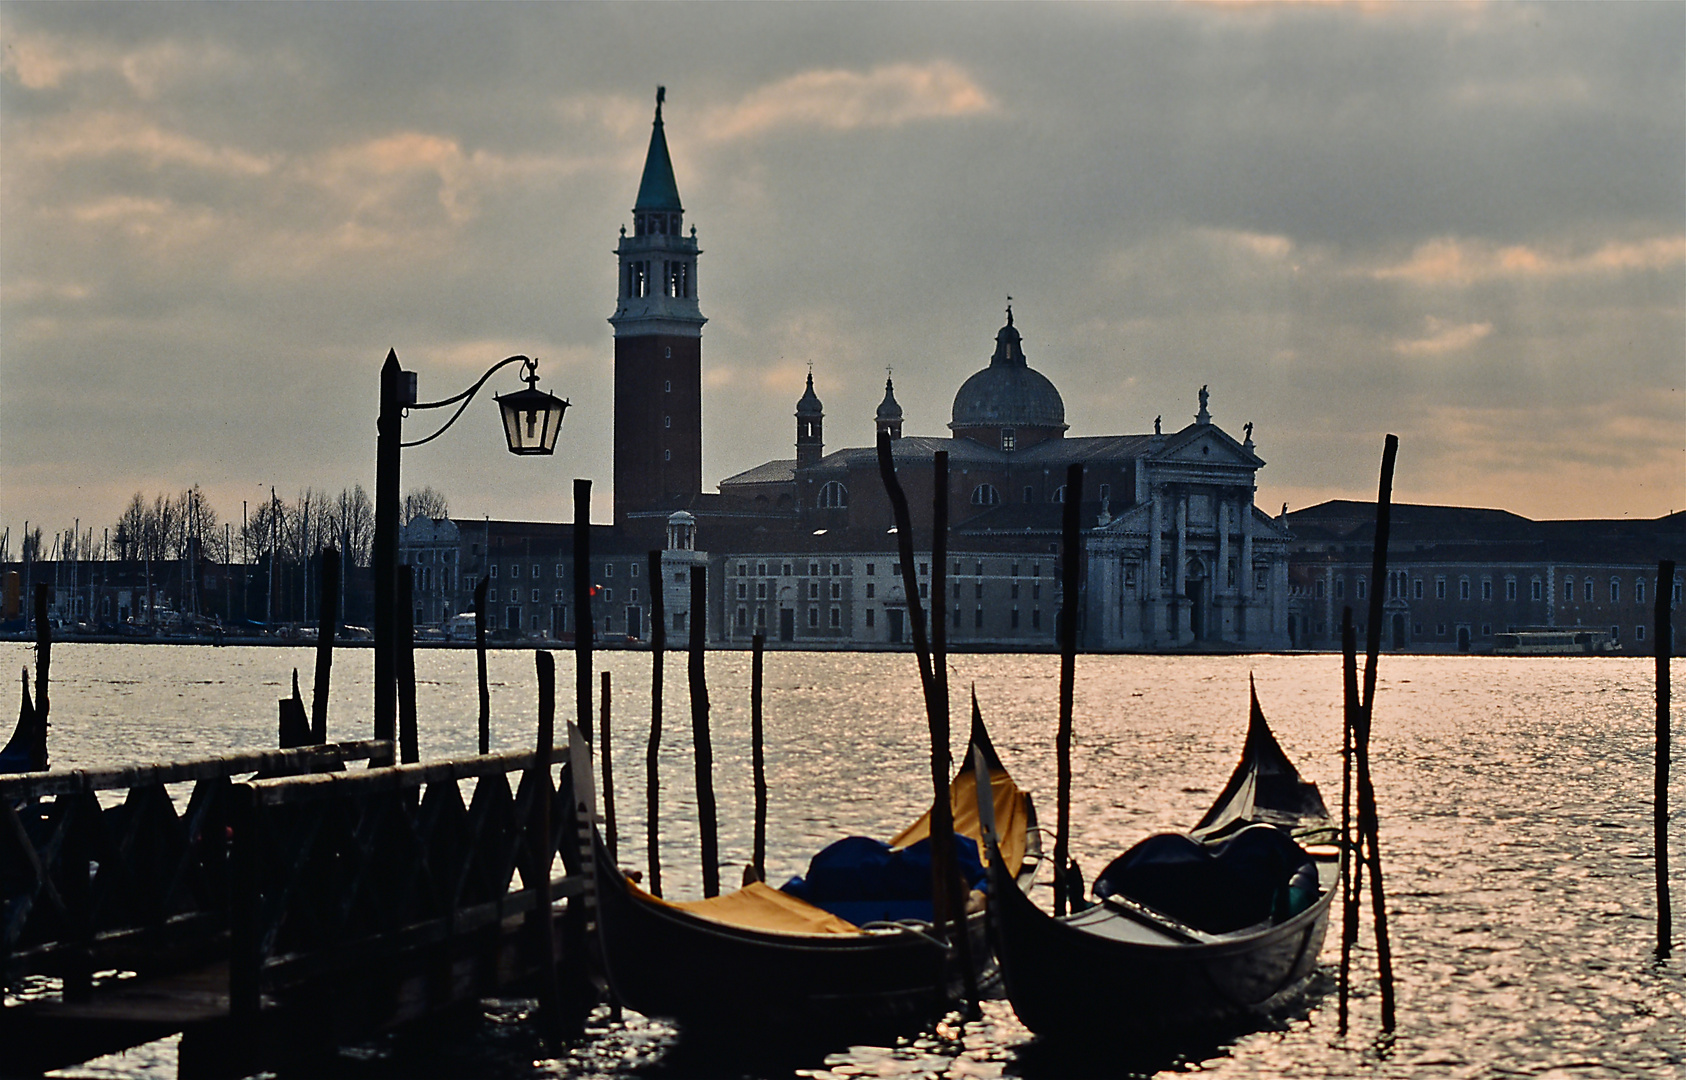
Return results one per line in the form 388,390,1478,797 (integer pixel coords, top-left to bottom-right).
403,485,449,524
331,484,375,567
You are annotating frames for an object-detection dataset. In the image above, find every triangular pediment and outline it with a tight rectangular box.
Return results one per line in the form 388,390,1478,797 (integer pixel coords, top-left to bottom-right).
1153,423,1263,468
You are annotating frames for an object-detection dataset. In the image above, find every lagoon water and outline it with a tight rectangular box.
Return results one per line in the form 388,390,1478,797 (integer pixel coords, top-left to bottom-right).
4,642,1682,1079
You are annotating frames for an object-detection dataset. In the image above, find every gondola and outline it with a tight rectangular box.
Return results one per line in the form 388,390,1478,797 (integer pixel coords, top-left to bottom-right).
977,679,1338,1043
0,671,43,775
576,701,1039,1041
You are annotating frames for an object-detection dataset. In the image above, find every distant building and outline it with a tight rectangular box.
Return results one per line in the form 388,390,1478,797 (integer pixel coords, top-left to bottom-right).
1283,501,1684,653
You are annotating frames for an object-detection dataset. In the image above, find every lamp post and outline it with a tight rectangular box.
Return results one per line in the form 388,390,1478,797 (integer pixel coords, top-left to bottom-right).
373,348,569,755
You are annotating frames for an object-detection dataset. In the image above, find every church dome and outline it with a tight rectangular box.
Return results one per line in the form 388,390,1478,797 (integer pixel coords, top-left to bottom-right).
876,377,903,424
949,311,1067,433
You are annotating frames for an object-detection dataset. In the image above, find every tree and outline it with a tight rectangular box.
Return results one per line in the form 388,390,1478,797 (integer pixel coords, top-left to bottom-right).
403,485,449,524
330,484,375,567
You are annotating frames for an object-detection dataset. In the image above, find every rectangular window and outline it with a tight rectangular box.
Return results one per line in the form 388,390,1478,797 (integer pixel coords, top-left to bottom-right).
1565,579,1575,601
831,562,841,576
808,582,819,600
865,608,875,628
1637,624,1646,641
630,589,638,603
830,607,841,629
954,560,963,575
531,589,541,602
511,564,520,579
975,582,984,599
919,563,929,576
1436,623,1446,636
830,582,842,600
920,583,929,599
865,563,876,576
1414,579,1424,600
1611,624,1621,641
630,563,639,578
1124,565,1136,589
756,583,767,600
603,588,612,603
556,564,564,577
554,590,564,602
783,562,792,576
1255,568,1267,592
673,612,686,632
953,605,963,628
1011,607,1020,628
1011,583,1020,600
975,561,985,576
1032,608,1042,630
1033,564,1041,577
1356,579,1367,601
865,583,875,599
809,562,819,576
974,606,984,628
1636,579,1646,604
488,588,497,602
603,563,613,577
1532,579,1542,601
1436,577,1446,600
490,565,498,579
737,606,748,627
1023,487,1034,504
1336,579,1345,600
1610,579,1620,602
1584,580,1594,602
533,564,542,579
757,562,767,576
1315,580,1326,599
1505,579,1516,601
737,583,747,599
1460,579,1471,601
1481,580,1493,601
808,607,819,628
1481,624,1492,636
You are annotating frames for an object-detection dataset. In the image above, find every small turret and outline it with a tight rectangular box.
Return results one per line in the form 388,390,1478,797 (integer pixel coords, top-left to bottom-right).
796,371,824,467
876,376,903,440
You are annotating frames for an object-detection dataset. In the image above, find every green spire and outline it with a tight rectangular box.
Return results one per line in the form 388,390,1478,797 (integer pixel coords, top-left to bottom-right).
635,86,683,212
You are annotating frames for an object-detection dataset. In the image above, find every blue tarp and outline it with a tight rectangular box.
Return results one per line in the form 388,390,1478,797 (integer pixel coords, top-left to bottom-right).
782,834,988,926
1093,823,1317,934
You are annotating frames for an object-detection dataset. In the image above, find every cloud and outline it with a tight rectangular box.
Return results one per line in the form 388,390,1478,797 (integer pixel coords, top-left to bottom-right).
1393,315,1493,356
702,61,996,141
1372,236,1686,286
22,111,275,175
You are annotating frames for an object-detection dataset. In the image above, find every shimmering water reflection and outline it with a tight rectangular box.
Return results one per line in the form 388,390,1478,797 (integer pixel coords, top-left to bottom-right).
5,644,1681,1079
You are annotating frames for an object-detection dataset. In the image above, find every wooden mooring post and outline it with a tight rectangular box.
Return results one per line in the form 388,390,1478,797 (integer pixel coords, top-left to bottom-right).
690,565,720,898
475,576,490,755
600,669,618,865
311,546,339,743
573,479,593,746
646,549,665,897
398,569,419,764
1656,558,1675,959
751,630,767,882
1054,461,1082,918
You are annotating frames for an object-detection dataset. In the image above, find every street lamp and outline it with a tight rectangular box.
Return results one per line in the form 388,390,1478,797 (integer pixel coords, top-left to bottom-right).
373,349,569,758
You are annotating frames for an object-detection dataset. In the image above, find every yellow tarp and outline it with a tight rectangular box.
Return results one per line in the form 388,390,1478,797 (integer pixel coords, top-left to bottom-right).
638,879,863,935
889,767,1030,879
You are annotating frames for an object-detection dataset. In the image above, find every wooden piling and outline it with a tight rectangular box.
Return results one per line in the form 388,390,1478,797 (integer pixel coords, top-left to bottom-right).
475,577,490,755
689,565,720,897
1338,608,1358,1035
1656,558,1675,958
530,651,566,1046
397,569,419,764
573,479,593,745
311,547,339,743
751,631,767,882
600,670,618,865
1356,434,1399,1031
1054,461,1083,917
647,549,666,898
875,432,936,695
930,451,979,1017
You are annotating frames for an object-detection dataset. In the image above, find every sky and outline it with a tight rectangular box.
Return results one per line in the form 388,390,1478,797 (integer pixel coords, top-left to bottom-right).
3,2,1682,545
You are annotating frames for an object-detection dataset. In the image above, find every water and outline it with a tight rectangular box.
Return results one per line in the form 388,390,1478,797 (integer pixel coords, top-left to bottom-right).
4,643,1682,1078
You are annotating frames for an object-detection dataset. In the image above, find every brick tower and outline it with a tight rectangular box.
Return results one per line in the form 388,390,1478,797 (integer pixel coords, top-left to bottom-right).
610,87,705,523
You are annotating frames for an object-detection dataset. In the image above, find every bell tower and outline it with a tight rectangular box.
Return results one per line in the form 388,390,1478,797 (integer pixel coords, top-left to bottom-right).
610,87,705,523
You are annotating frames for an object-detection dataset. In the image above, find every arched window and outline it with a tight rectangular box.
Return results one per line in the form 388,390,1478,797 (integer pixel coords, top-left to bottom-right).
817,481,849,508
971,484,1001,506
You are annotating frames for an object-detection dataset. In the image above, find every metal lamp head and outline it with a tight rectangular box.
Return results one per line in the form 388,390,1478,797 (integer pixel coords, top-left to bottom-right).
495,360,569,455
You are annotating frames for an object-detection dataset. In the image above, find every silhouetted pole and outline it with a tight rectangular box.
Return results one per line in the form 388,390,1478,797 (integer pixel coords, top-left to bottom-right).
397,570,419,764
573,480,593,746
689,566,720,897
279,669,310,748
1054,462,1083,917
311,547,339,743
1338,608,1359,1035
1357,435,1399,1032
373,349,402,746
475,577,490,754
529,650,565,1046
875,431,936,697
1656,558,1675,958
31,584,49,770
600,670,618,865
647,550,665,897
751,631,767,881
930,451,979,1017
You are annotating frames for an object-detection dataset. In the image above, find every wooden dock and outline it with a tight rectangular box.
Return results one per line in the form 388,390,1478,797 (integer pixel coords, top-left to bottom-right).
1,738,595,1078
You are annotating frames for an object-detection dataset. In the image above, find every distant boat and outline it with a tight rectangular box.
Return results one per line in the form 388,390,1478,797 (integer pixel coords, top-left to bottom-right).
0,670,44,774
978,681,1338,1043
1493,629,1620,655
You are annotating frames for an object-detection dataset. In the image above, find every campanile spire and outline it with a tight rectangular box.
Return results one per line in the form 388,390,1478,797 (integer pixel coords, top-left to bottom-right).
610,87,706,523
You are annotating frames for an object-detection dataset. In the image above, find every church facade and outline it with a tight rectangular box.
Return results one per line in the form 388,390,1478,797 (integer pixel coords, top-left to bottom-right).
402,89,1295,651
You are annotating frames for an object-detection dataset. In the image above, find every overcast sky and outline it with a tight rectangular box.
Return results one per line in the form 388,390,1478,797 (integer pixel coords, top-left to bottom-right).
3,2,1681,544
